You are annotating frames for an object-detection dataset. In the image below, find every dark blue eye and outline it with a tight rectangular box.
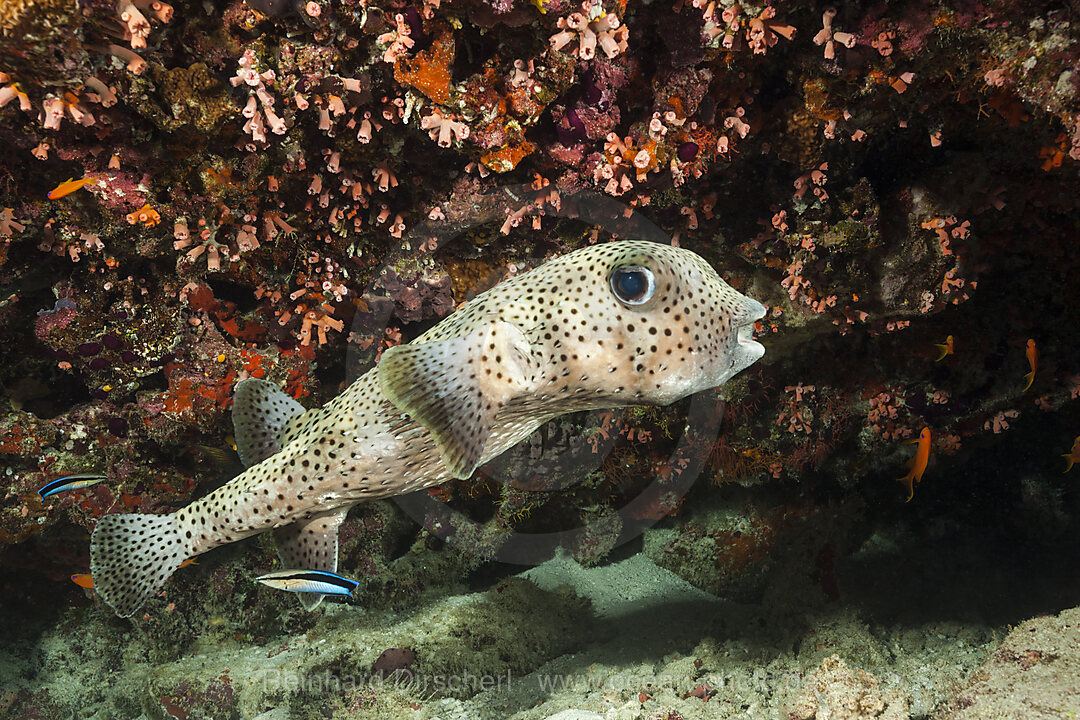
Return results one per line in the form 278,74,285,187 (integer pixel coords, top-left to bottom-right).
610,266,655,305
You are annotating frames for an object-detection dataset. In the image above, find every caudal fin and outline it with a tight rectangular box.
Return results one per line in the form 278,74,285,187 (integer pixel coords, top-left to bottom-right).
90,513,188,618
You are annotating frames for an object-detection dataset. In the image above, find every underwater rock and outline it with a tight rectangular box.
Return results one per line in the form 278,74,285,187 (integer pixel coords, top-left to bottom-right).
938,606,1080,720
789,655,909,720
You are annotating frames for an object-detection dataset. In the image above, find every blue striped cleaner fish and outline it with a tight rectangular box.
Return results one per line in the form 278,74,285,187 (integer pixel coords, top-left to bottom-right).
256,569,360,603
38,474,108,500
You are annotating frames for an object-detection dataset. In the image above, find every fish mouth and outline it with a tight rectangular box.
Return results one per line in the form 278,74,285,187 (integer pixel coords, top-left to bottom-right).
735,298,767,361
737,322,757,345
736,320,764,359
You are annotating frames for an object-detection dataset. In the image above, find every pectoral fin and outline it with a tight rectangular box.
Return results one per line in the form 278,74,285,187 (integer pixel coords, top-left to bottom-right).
272,508,349,611
378,320,539,479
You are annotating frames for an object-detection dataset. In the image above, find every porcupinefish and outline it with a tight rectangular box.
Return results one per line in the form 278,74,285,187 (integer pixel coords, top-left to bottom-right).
90,240,767,617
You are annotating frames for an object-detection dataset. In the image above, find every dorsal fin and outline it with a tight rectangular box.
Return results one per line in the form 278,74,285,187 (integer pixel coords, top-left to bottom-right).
378,319,538,479
232,378,305,467
279,406,319,448
272,508,349,610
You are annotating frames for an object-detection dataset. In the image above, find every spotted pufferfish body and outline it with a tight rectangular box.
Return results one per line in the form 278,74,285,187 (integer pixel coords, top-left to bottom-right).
90,240,766,617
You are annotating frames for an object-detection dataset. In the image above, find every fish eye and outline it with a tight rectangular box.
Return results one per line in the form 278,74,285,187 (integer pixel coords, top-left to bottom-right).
609,265,655,306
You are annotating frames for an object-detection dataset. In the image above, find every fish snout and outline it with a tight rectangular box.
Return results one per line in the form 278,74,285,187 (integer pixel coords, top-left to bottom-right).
738,296,768,325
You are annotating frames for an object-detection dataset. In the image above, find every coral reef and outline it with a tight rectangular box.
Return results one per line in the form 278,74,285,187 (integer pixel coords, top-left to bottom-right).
4,0,1080,551
2,0,1080,715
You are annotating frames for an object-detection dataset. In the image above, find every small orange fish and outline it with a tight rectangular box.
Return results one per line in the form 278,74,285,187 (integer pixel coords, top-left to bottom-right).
897,427,931,502
934,335,954,362
1023,339,1038,391
70,558,195,589
47,175,100,200
1063,436,1080,473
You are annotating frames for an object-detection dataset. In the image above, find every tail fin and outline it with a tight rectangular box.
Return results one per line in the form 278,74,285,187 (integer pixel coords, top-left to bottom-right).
897,473,915,502
90,513,187,618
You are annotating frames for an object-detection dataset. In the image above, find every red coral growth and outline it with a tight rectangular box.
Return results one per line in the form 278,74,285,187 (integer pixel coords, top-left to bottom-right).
161,364,235,416
394,29,454,104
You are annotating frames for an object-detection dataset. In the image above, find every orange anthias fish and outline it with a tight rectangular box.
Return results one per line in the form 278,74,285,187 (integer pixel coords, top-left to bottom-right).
47,174,100,200
1063,436,1080,473
897,427,931,502
934,335,954,362
70,558,196,589
1023,338,1038,391
71,573,94,589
